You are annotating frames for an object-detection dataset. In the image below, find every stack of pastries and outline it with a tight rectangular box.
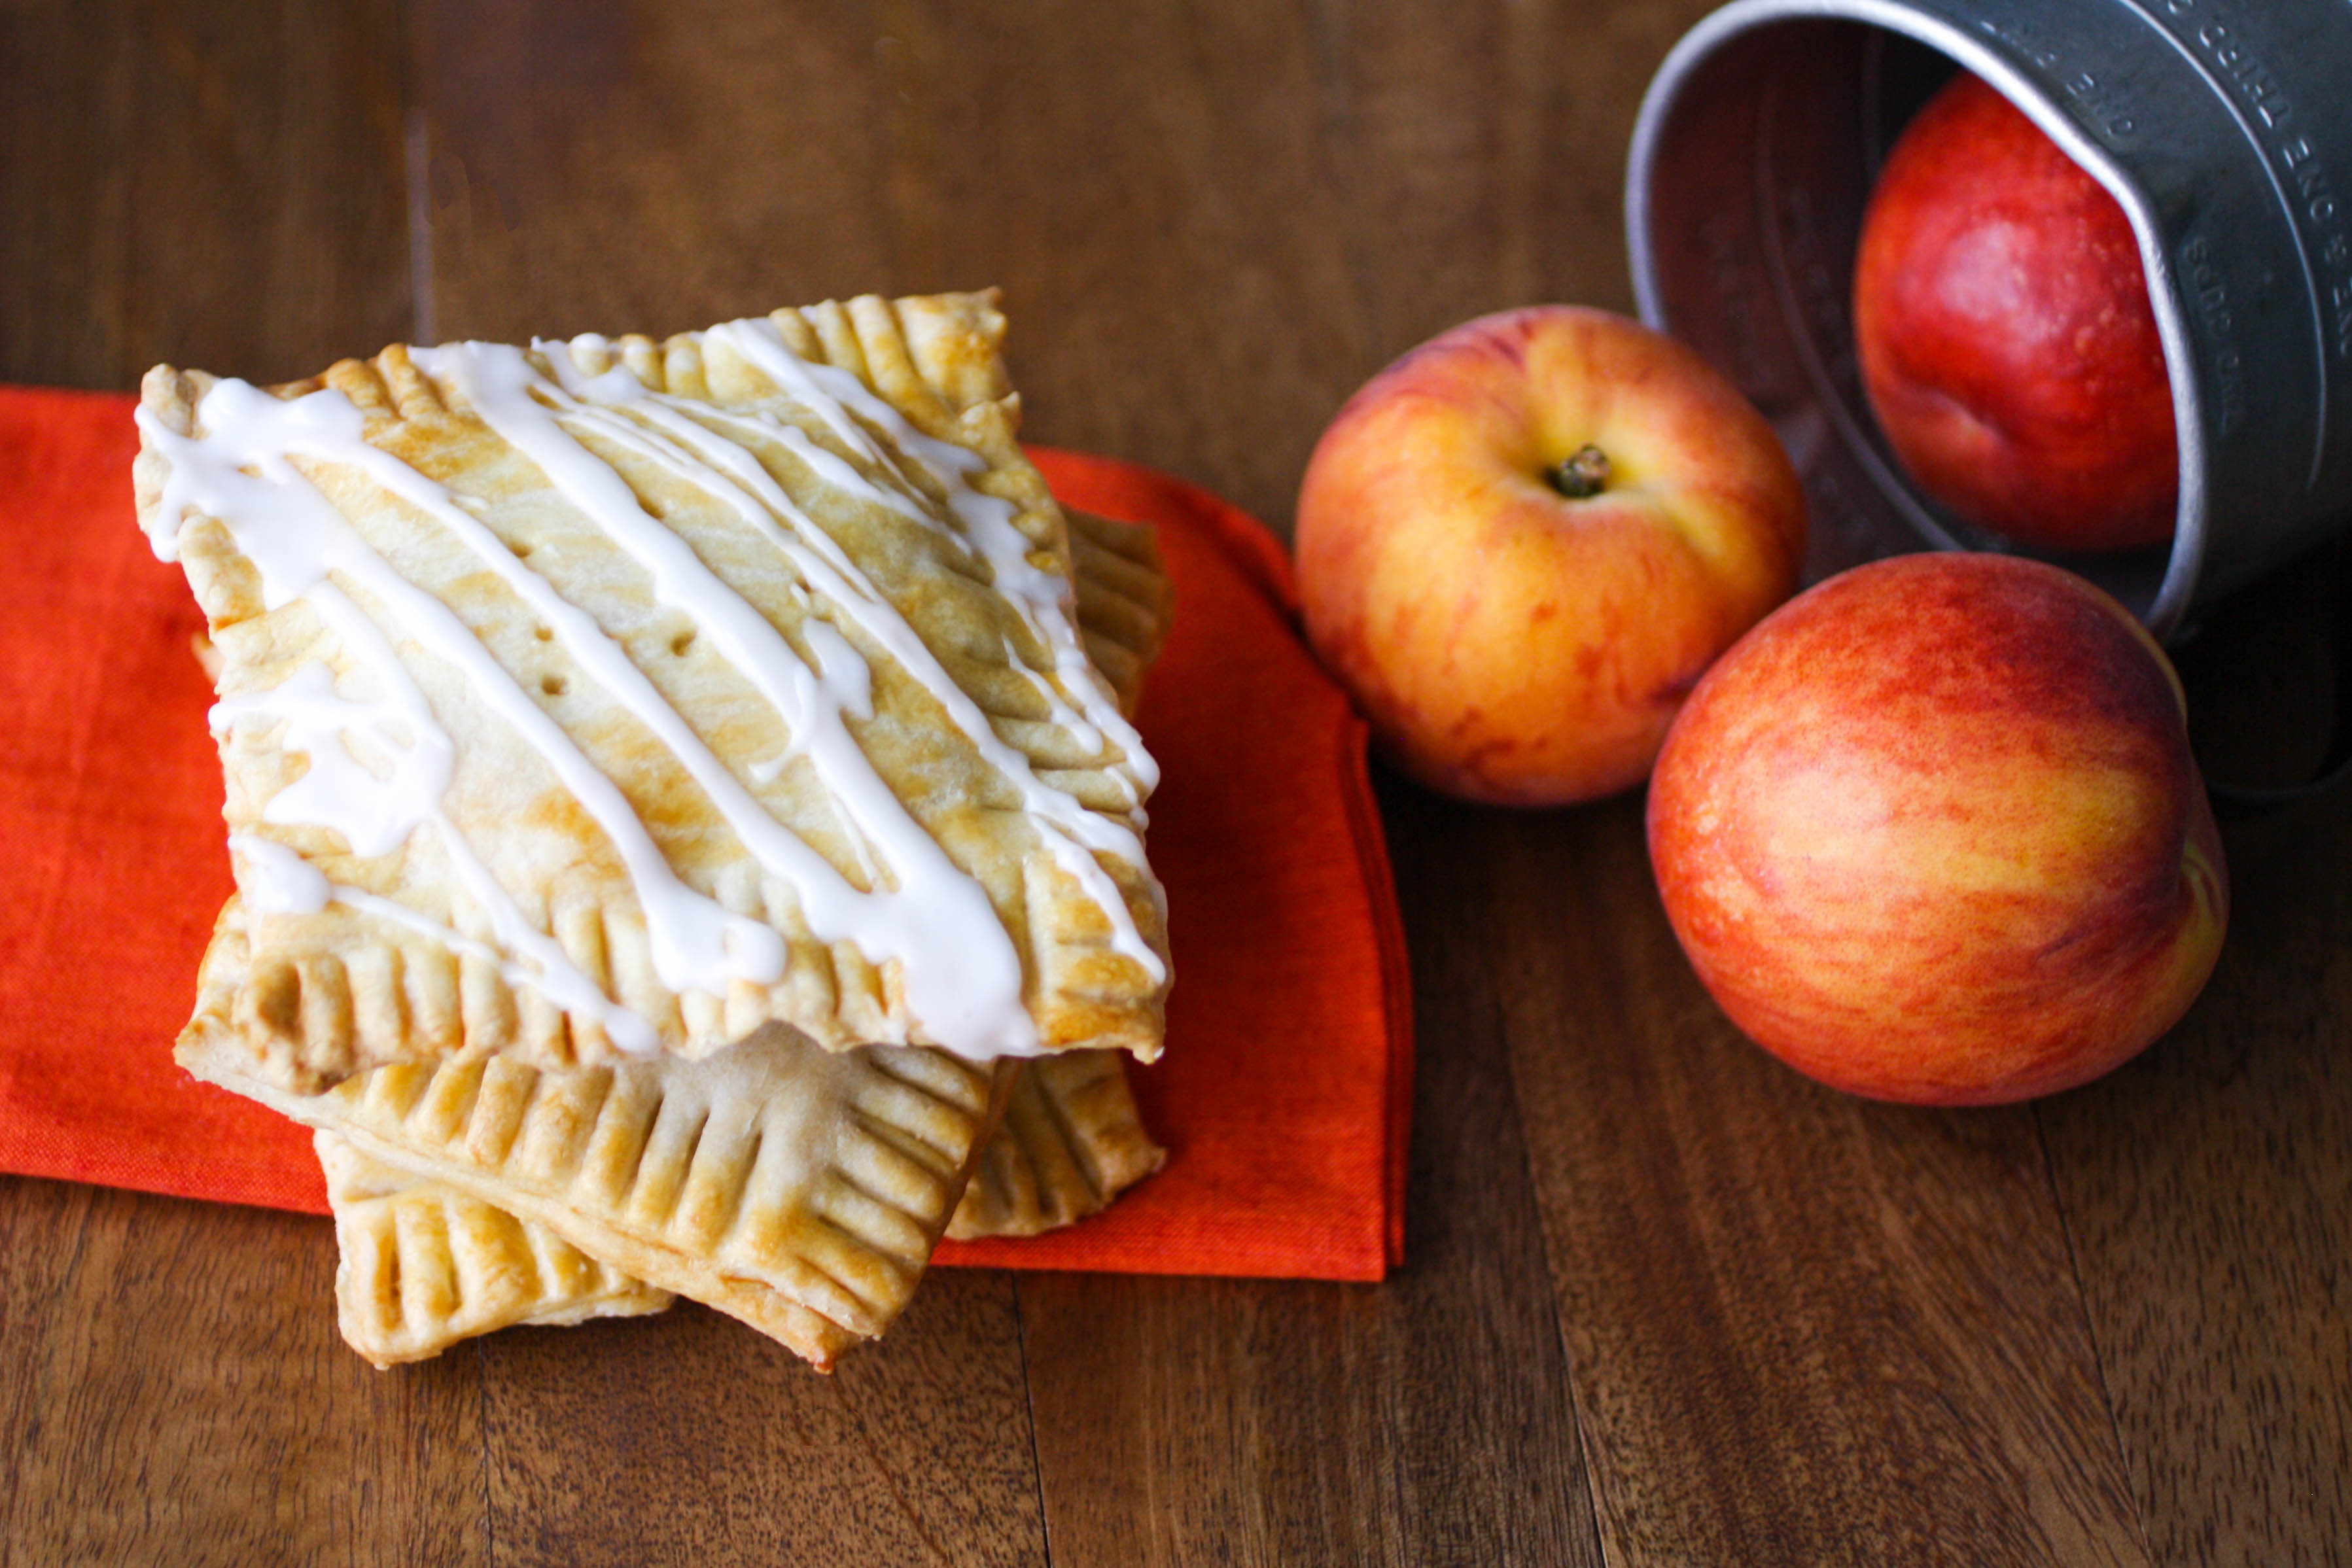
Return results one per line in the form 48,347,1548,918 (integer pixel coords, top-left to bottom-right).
133,292,1174,1369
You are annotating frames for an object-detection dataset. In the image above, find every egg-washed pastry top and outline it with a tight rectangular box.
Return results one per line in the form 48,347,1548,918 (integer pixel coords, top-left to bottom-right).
134,292,1170,1094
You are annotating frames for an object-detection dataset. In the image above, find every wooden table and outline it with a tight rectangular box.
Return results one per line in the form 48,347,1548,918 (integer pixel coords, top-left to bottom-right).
5,3,2347,1563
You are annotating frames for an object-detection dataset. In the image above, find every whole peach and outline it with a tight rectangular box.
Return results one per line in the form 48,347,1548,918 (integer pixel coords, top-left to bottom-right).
1854,73,2178,553
1647,553,2226,1105
1297,305,1805,806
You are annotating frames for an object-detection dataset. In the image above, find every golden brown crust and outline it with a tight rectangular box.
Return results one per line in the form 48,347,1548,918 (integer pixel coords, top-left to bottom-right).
319,1133,674,1368
184,1002,1009,1370
293,518,1173,1363
141,294,1170,1096
307,1045,1162,1367
1066,509,1174,719
949,1049,1165,1239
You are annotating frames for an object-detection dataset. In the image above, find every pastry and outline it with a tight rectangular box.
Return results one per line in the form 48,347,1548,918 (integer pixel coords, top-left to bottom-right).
317,1046,1163,1366
191,1014,1011,1369
948,1047,1166,1239
244,491,1174,1368
135,294,1170,1095
319,1133,675,1367
1067,507,1174,715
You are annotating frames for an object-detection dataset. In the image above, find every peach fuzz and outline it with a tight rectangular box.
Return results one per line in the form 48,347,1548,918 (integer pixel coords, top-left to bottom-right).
1647,553,2228,1106
1296,305,1804,807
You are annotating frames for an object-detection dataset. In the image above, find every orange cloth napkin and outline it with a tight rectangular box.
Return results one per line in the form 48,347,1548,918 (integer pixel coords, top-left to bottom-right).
0,387,1410,1281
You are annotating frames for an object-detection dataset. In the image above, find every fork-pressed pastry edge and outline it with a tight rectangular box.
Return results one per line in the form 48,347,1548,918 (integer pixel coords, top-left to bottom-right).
138,293,1172,1098
298,507,1172,1365
183,1013,1016,1370
318,1045,1165,1366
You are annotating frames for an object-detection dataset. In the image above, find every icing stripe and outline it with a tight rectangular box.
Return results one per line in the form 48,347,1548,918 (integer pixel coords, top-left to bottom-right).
540,340,1163,971
141,383,784,999
212,585,659,1053
141,315,1167,1064
693,321,1168,976
225,831,626,1045
413,340,1034,1057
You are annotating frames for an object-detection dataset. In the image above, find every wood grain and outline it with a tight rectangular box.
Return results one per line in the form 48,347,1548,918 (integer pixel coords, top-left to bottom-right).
0,0,410,391
855,0,1724,536
480,1272,1045,1566
0,1181,483,1568
1494,797,2152,1567
407,0,1728,538
1015,778,1602,1568
2038,797,2352,1568
860,0,1365,535
5,0,2351,1562
0,5,463,1564
2037,553,2352,1568
410,0,896,347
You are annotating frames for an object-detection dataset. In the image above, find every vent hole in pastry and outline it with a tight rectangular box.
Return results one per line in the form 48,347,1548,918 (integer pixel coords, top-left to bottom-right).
669,629,696,657
540,675,567,698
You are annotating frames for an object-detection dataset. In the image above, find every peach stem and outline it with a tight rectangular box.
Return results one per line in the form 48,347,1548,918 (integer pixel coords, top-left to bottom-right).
1547,444,1610,498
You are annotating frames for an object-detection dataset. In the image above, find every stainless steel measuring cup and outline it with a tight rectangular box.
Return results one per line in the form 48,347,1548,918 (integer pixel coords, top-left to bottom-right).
1627,0,2352,637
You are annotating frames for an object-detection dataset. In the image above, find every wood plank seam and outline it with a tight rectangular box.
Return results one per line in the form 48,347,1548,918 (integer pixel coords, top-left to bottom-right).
473,1334,495,1565
1011,1280,1057,1568
1498,1040,1619,1568
2031,1106,2159,1565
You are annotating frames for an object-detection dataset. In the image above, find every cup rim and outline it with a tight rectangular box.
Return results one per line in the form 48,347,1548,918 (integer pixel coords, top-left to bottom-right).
1627,0,2210,635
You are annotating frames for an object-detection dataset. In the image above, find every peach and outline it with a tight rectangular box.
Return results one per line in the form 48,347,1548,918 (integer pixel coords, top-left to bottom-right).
1647,553,2227,1105
1297,306,1805,806
1853,73,2177,553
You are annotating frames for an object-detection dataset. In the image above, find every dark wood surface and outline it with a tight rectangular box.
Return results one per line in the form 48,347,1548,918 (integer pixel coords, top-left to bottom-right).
3,2,2347,1563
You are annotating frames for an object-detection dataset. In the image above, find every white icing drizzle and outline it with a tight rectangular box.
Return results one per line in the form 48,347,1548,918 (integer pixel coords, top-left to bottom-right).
139,318,1167,1064
537,337,1163,933
202,591,661,1051
410,339,1036,1054
226,831,622,1031
217,593,630,1024
211,661,442,860
138,385,781,1054
226,832,332,916
691,319,1168,967
709,319,1159,784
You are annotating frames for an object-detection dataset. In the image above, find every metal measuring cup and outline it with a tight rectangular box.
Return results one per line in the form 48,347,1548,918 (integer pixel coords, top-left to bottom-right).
1627,0,2352,638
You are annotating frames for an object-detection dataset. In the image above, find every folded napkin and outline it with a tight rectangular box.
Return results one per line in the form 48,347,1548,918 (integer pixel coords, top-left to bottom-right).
0,386,1409,1281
